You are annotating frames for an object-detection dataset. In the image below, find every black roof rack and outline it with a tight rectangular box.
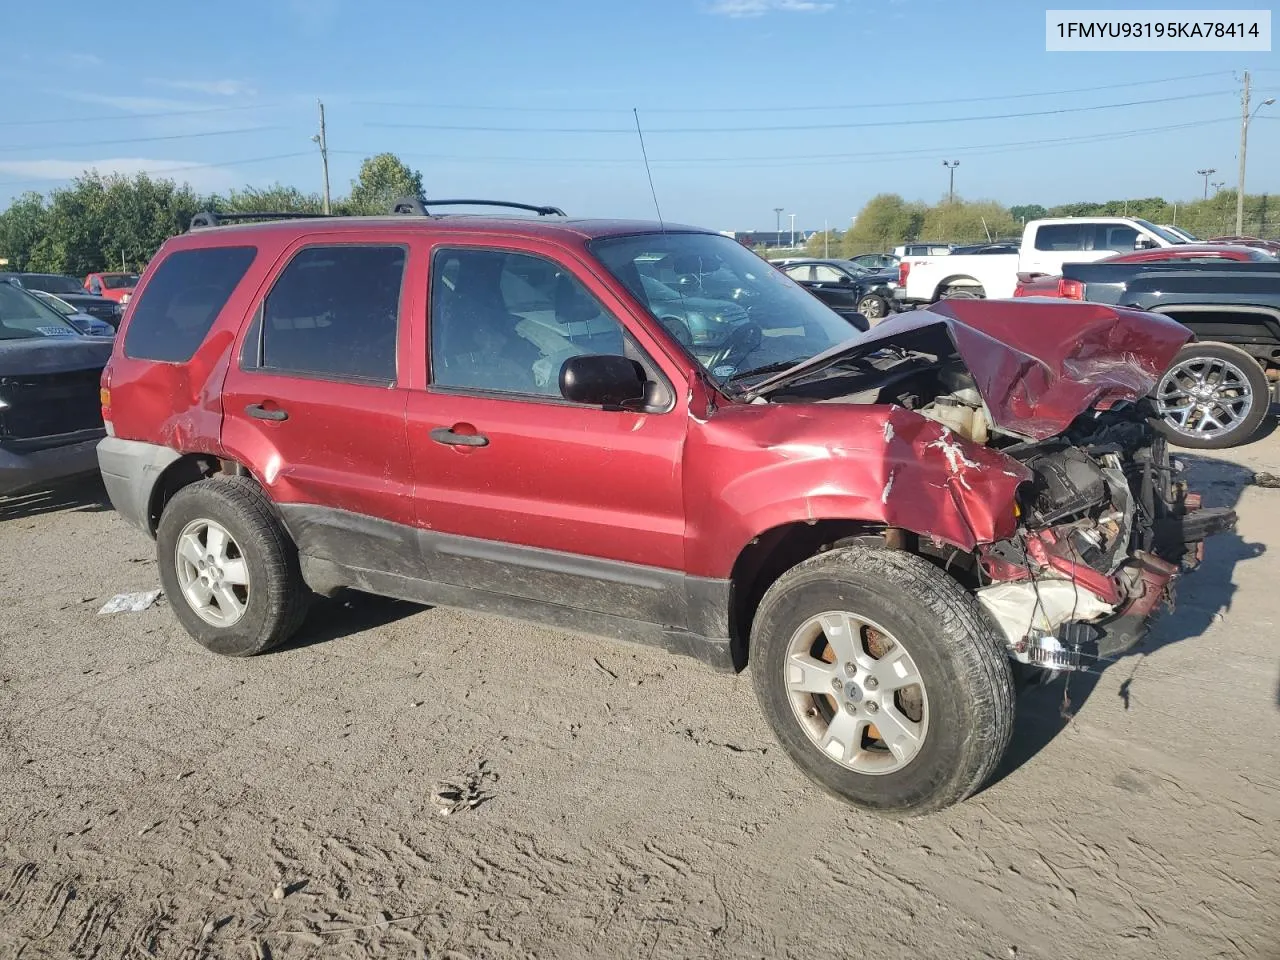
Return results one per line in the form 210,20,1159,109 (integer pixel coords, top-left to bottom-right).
390,197,565,217
189,210,334,230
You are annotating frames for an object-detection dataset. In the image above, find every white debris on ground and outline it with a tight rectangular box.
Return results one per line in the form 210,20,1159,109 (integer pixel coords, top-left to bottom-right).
96,590,161,614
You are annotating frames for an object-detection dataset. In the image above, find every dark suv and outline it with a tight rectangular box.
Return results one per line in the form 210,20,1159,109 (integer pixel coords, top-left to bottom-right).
97,201,1233,815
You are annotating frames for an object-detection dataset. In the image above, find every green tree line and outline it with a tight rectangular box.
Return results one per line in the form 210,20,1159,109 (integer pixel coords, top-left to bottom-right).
810,190,1280,259
0,153,424,275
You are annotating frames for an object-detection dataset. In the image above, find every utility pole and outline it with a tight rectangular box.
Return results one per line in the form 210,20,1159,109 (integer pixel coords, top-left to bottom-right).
313,99,332,215
1233,71,1252,235
943,160,959,203
789,213,796,248
1236,71,1276,235
1197,167,1216,199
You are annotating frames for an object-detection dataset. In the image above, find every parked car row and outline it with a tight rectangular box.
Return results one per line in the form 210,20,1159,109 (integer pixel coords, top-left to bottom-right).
0,272,126,329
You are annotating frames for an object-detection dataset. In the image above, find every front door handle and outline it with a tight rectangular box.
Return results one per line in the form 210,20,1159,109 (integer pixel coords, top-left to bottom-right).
430,426,489,447
245,403,288,421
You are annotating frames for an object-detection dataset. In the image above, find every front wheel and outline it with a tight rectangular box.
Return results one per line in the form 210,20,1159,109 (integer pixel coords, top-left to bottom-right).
750,546,1014,817
1154,341,1271,449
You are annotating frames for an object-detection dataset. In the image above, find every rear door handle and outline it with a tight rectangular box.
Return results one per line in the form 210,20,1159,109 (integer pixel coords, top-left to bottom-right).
430,426,489,447
245,403,288,421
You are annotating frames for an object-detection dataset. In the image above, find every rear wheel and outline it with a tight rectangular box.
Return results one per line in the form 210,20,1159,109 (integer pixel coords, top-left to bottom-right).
856,293,889,321
750,547,1014,817
1154,341,1270,449
156,476,311,656
940,285,985,300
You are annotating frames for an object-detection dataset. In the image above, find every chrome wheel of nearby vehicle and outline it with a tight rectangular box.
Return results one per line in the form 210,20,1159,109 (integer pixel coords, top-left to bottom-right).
174,518,250,627
1156,355,1255,444
783,611,928,775
857,294,887,320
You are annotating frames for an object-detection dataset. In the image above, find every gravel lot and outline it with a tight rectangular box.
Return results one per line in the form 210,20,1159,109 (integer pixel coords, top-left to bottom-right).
1,434,1278,960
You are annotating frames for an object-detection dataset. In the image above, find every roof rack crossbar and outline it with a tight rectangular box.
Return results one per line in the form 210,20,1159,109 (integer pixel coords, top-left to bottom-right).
390,197,565,218
189,211,333,230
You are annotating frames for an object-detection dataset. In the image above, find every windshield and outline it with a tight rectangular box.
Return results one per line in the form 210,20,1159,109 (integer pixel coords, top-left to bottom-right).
0,284,81,339
21,274,85,295
102,274,139,289
590,232,863,386
1135,219,1185,245
30,291,76,316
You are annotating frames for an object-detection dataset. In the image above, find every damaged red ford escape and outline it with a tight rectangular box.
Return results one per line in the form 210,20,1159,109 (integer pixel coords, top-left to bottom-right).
96,202,1234,815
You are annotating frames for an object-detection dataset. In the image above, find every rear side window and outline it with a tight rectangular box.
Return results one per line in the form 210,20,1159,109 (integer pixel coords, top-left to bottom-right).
123,246,256,362
243,245,405,383
1095,225,1138,252
1033,225,1085,252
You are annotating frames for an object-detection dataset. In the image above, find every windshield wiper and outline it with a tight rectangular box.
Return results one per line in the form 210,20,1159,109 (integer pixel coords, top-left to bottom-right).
724,358,806,384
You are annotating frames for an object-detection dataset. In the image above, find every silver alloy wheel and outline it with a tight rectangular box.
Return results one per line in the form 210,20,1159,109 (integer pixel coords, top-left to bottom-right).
174,519,250,627
1156,355,1255,441
783,611,929,775
858,295,885,320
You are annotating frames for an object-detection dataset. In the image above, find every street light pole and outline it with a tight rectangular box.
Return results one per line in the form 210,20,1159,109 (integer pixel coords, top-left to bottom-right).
1197,167,1216,199
789,213,796,248
943,160,960,202
1236,70,1275,235
773,207,783,245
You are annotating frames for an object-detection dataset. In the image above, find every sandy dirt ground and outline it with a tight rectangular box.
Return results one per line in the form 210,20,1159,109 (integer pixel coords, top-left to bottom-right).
1,434,1278,960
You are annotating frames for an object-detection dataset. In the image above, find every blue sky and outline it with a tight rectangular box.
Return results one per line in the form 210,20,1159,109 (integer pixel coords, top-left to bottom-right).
1,0,1276,231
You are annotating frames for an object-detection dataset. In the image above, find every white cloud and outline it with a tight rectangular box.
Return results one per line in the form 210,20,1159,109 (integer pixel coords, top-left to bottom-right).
0,158,238,191
59,52,104,68
709,0,834,16
158,79,257,97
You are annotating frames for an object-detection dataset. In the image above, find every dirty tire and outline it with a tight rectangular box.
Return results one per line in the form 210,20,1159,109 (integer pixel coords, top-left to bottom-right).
750,546,1014,817
1153,341,1271,450
156,476,310,657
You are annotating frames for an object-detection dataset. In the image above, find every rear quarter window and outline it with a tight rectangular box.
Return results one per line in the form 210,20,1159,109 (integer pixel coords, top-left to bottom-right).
123,246,257,362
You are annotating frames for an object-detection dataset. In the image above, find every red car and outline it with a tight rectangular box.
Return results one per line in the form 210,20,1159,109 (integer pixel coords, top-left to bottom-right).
1013,244,1273,299
84,271,140,303
94,202,1231,815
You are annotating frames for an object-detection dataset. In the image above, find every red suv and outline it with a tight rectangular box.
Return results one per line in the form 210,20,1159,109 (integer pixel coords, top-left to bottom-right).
96,201,1234,815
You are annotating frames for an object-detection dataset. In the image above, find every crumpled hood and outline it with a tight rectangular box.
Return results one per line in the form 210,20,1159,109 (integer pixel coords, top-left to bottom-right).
750,298,1192,440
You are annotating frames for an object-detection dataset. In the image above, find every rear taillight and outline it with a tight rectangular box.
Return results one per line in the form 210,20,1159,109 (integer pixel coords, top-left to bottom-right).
1058,278,1084,300
898,260,910,286
100,364,113,433
1012,284,1026,298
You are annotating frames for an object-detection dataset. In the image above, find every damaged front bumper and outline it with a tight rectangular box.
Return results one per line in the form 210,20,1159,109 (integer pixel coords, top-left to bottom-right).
974,444,1236,676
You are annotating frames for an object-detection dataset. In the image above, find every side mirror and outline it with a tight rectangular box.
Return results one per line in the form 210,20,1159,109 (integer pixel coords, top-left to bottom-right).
1134,236,1156,250
560,354,648,409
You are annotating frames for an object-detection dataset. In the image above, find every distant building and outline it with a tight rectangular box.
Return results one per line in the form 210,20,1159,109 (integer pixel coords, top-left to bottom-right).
728,230,814,248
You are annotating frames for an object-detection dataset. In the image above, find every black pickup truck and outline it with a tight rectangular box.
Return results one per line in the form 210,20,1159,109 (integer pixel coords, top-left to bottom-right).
1060,259,1280,449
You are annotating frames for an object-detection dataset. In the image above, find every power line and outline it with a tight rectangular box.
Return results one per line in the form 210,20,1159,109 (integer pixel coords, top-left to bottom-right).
0,102,286,128
363,90,1230,135
0,126,282,154
350,70,1233,114
0,151,314,189
335,116,1232,168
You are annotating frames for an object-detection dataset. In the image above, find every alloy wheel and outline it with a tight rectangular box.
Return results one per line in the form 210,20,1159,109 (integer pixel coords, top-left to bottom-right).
783,611,929,775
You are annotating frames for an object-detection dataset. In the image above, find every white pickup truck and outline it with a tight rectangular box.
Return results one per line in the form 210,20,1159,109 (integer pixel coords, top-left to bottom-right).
895,217,1185,304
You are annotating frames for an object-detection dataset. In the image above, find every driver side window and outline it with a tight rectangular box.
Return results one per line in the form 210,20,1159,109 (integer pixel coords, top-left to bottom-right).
429,248,630,398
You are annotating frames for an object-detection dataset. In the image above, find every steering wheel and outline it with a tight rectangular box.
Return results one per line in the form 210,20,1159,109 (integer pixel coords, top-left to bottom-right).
706,321,763,372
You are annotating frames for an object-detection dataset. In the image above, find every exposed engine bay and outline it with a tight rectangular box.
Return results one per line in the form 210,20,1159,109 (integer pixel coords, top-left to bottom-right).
762,342,1238,676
